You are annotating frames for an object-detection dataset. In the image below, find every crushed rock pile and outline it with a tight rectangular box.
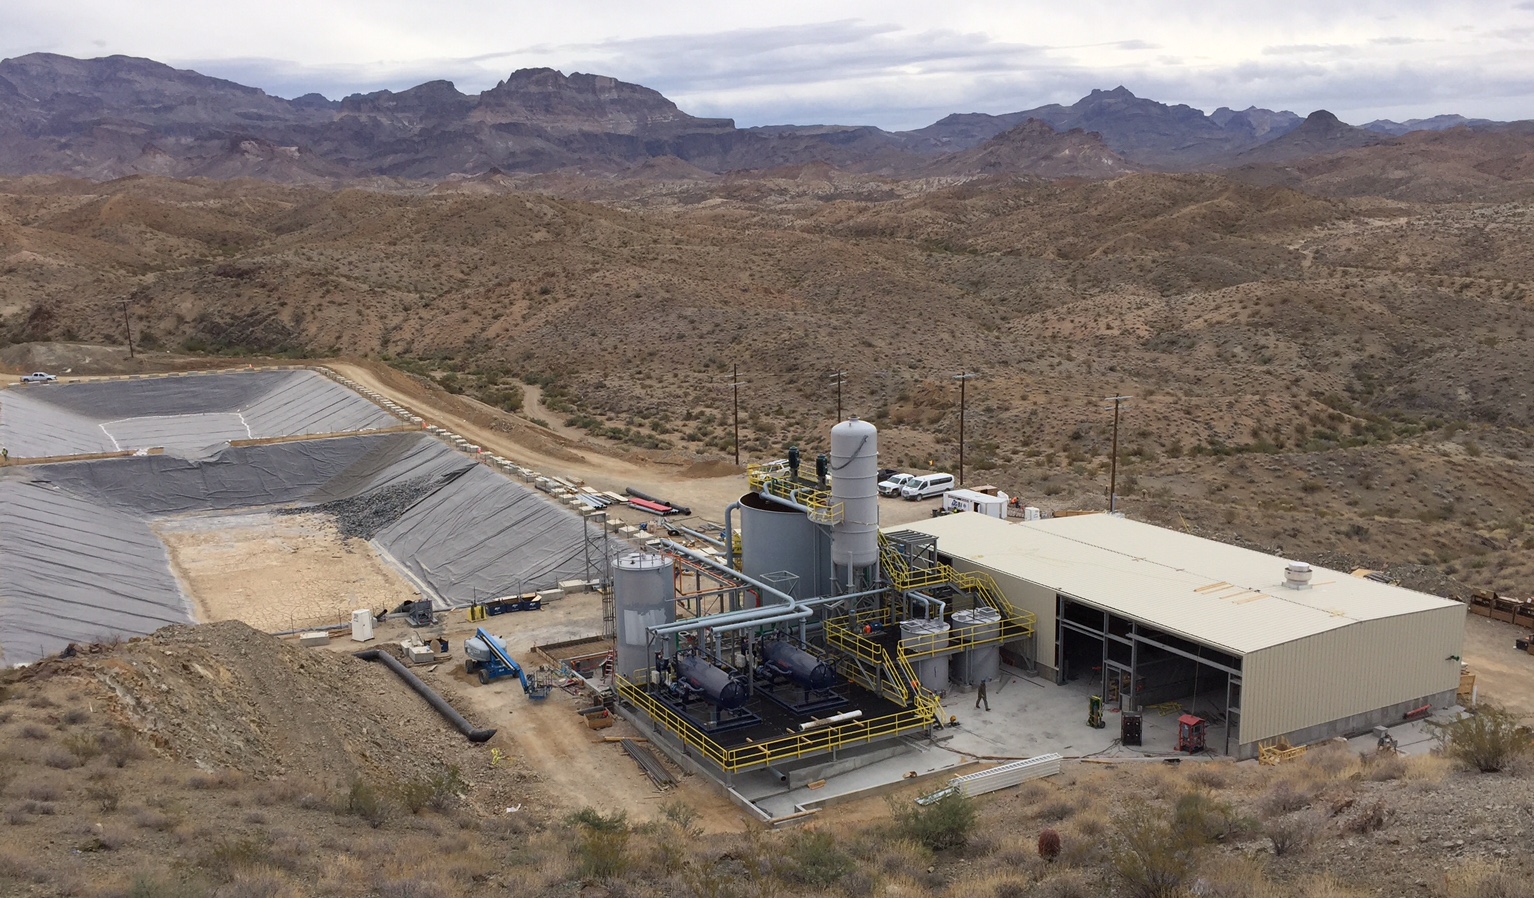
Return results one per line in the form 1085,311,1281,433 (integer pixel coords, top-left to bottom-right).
286,475,444,540
22,621,540,811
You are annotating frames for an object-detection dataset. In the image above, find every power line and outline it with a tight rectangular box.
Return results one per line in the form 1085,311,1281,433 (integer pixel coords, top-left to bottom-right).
954,372,978,486
828,369,846,422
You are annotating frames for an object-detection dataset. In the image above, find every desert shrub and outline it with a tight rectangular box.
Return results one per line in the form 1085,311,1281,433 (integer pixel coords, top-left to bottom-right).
567,808,630,880
130,805,177,832
63,731,104,760
1342,799,1391,834
1034,795,1079,822
1263,812,1318,857
43,750,80,770
1186,761,1233,790
1442,860,1523,898
77,824,129,852
395,766,463,814
1110,807,1194,898
1259,779,1316,817
376,878,450,898
19,782,62,802
200,835,274,881
61,707,90,726
99,729,146,768
1038,828,1062,861
1037,870,1095,898
1172,790,1251,845
19,724,48,741
188,769,247,790
1360,751,1410,781
344,777,389,828
891,789,975,851
1437,704,1532,773
782,828,855,886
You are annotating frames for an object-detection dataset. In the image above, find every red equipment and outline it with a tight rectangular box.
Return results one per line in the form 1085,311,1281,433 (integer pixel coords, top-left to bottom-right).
1177,714,1207,753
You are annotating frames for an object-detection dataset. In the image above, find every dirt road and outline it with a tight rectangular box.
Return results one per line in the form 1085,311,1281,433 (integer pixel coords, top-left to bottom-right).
1460,612,1534,722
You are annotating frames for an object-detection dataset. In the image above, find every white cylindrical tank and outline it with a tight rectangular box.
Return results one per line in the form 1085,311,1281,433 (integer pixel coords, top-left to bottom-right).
900,619,950,694
830,416,879,571
614,553,675,681
950,607,1001,685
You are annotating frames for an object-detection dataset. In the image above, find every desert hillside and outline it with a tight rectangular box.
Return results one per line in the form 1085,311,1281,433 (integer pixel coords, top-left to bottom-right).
3,163,1533,599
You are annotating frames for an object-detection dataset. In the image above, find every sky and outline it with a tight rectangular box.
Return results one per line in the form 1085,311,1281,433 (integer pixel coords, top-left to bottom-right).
4,1,1534,130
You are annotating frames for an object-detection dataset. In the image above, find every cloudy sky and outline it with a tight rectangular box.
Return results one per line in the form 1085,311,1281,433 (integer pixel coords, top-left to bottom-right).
4,1,1533,129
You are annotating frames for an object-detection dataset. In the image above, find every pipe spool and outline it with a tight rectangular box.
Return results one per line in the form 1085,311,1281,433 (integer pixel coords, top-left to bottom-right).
762,638,836,691
675,654,750,710
354,650,496,743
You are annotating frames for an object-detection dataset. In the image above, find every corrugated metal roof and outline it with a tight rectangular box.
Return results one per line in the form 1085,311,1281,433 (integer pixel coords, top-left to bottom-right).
893,513,1460,655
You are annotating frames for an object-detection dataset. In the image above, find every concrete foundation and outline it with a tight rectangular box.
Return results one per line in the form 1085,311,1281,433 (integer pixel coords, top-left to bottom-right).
1235,688,1458,760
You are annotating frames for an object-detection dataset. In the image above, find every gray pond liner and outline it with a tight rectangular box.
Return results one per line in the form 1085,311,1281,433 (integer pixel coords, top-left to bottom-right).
0,370,398,457
1,375,601,666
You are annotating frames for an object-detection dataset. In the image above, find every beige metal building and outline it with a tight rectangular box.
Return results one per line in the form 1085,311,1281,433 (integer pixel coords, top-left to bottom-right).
894,513,1466,758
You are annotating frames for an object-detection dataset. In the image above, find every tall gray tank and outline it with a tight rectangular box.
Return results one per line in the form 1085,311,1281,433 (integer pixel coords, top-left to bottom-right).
830,416,879,584
900,619,950,694
614,553,675,682
739,491,831,599
951,607,1002,686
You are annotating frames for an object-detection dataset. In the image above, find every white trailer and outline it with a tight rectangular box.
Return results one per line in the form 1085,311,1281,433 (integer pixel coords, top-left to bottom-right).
941,488,1008,519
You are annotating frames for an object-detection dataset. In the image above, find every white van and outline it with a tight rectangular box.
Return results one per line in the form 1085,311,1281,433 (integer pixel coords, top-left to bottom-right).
900,473,955,500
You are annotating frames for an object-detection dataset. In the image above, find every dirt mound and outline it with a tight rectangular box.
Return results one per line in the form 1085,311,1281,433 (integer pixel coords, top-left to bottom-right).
21,621,539,809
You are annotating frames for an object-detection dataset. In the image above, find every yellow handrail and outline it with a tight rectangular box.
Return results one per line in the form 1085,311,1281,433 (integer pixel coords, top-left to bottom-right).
746,463,844,524
614,672,937,774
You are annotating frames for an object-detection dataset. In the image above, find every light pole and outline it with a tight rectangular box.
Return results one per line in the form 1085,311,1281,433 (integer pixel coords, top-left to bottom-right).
953,372,977,485
829,369,846,422
1103,395,1132,512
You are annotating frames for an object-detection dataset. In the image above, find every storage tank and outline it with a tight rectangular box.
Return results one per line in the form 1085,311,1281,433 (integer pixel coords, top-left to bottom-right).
900,619,950,694
950,606,1002,686
675,655,750,710
738,491,831,599
830,417,879,585
761,638,836,691
614,553,675,682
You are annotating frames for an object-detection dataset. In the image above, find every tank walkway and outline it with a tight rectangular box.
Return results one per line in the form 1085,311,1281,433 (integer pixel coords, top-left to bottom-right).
746,461,843,524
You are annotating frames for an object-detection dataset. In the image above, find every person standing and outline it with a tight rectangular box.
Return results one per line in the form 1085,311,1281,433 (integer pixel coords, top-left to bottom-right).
975,677,990,711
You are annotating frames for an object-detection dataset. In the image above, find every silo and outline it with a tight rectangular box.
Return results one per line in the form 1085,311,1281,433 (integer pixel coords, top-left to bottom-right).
738,492,831,599
951,607,1002,686
830,417,879,587
900,619,950,694
614,553,675,682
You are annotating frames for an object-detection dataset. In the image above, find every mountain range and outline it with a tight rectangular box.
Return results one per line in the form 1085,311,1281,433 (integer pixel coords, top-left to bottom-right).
0,52,1523,183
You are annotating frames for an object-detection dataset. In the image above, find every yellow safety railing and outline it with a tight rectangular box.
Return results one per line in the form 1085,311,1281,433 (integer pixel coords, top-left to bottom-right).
614,673,937,774
746,463,844,524
878,536,1037,649
823,617,943,726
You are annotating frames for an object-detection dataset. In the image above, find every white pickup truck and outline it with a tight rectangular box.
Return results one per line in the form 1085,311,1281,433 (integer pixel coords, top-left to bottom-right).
20,372,57,383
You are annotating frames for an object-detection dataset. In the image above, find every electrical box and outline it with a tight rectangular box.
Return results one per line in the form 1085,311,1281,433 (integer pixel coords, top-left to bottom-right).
350,609,375,643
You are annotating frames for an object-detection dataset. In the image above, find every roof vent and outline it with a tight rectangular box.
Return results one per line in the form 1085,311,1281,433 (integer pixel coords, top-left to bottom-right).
1283,561,1313,590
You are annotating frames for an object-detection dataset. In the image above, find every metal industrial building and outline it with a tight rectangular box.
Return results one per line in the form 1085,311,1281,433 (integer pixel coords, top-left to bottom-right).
897,513,1466,758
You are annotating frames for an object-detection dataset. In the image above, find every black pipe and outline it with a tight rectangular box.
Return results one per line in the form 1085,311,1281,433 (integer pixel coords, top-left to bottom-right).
354,650,496,743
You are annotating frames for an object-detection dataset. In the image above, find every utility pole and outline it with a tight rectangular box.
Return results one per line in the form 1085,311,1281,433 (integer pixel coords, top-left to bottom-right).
829,369,846,423
119,299,135,359
728,365,747,466
1103,395,1132,512
953,372,977,486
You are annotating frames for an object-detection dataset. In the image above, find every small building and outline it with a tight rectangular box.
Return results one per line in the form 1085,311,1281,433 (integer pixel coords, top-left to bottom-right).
897,513,1465,758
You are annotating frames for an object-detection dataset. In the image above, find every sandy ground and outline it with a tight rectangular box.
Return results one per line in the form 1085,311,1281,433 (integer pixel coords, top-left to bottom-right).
351,594,751,832
156,512,422,632
1459,612,1534,722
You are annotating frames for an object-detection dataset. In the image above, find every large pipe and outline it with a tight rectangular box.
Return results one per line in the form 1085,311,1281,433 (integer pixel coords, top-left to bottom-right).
674,524,725,548
723,501,742,569
354,650,496,743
